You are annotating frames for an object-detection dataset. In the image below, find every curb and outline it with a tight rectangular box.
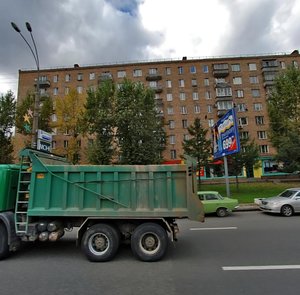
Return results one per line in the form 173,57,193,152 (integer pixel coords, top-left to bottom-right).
235,204,260,211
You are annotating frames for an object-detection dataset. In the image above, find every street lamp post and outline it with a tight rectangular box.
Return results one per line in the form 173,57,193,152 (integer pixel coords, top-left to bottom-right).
11,21,40,149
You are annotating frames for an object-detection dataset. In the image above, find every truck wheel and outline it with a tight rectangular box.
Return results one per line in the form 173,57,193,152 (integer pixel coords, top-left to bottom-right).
0,223,9,260
81,224,120,262
131,223,168,262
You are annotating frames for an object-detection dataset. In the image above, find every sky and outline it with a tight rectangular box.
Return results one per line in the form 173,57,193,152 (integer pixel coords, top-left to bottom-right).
1,0,300,96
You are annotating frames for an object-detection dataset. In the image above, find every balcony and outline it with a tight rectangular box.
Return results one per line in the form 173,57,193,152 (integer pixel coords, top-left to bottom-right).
149,84,163,93
217,110,228,117
35,79,51,89
261,59,279,72
263,80,275,87
213,63,229,78
99,73,113,82
146,73,162,81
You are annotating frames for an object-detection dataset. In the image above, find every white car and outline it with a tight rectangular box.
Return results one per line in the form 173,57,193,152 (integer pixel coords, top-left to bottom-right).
259,188,300,217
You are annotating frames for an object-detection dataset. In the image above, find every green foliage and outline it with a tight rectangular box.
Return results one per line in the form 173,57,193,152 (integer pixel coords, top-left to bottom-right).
83,81,116,164
115,80,166,164
16,93,53,134
84,79,166,164
229,136,260,187
182,118,211,186
0,91,16,163
268,66,300,172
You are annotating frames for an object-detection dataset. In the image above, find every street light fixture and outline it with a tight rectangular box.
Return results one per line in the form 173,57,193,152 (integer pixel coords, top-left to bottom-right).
11,21,40,149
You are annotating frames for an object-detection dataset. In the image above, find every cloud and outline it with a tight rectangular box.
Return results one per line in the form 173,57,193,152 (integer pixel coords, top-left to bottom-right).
1,0,300,95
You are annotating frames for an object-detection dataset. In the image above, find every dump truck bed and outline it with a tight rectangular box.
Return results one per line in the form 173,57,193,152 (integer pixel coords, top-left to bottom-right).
21,149,203,221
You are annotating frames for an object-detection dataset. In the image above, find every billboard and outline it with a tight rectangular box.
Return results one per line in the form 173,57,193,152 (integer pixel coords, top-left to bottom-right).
37,129,52,153
212,108,240,159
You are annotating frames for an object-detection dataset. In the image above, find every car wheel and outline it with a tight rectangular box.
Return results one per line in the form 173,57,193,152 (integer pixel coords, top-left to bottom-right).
281,205,293,217
216,207,228,217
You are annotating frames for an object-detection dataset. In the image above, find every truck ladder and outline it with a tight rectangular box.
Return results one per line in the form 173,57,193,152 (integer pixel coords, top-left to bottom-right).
15,155,32,235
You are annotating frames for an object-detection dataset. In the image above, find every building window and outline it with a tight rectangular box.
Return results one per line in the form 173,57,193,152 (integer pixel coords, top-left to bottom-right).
233,77,242,85
249,76,259,84
208,119,214,127
204,78,210,86
167,107,174,115
77,86,83,94
133,69,142,77
191,79,197,86
240,131,249,139
165,67,171,75
192,92,199,100
51,114,57,122
169,135,176,145
183,134,189,141
64,140,69,148
180,106,188,114
117,70,126,78
216,87,232,97
65,74,71,82
53,75,58,83
217,101,233,110
239,117,248,126
52,141,56,149
194,105,200,113
179,79,185,87
253,103,263,111
182,119,188,128
169,120,175,129
252,89,260,97
202,65,209,73
280,61,286,69
255,116,264,125
53,87,58,96
236,89,244,98
292,61,299,68
65,87,69,95
236,103,246,112
207,105,213,113
259,145,269,154
257,131,267,139
179,92,186,100
178,66,184,74
77,73,83,81
190,65,196,73
166,80,172,88
148,68,157,75
89,72,95,80
231,64,240,72
248,63,257,71
170,150,177,159
205,91,211,99
166,93,173,101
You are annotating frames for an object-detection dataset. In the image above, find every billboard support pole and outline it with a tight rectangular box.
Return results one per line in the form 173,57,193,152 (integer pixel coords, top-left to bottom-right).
223,156,230,197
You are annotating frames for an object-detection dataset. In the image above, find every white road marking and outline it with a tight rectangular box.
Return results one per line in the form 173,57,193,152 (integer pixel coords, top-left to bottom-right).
190,227,238,231
222,265,300,271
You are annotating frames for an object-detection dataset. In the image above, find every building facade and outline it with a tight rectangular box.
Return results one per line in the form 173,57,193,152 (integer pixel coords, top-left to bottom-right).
16,50,300,176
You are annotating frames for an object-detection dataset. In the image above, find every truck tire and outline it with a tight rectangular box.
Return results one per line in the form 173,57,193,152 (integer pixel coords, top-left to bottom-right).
81,223,120,262
0,223,9,260
131,222,168,262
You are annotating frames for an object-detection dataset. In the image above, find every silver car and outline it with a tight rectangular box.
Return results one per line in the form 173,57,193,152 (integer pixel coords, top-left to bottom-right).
259,188,300,217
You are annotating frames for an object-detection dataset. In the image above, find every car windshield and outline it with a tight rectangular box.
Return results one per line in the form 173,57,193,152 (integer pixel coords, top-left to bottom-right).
279,190,296,198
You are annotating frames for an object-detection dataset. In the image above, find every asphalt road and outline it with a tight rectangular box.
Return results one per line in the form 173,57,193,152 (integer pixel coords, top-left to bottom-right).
1,211,300,295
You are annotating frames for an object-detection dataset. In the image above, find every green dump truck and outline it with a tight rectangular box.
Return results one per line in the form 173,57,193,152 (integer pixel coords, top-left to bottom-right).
0,149,204,262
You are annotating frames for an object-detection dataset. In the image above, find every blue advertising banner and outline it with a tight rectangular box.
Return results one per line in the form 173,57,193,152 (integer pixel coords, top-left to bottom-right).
212,108,240,159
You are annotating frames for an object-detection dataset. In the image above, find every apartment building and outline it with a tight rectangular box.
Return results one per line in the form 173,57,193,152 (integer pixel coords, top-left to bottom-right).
17,50,300,176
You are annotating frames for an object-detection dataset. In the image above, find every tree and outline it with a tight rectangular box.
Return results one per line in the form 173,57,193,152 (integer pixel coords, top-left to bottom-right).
15,93,53,147
182,118,211,188
83,80,116,164
228,137,260,188
53,89,85,164
268,66,300,172
115,79,166,164
0,91,16,163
